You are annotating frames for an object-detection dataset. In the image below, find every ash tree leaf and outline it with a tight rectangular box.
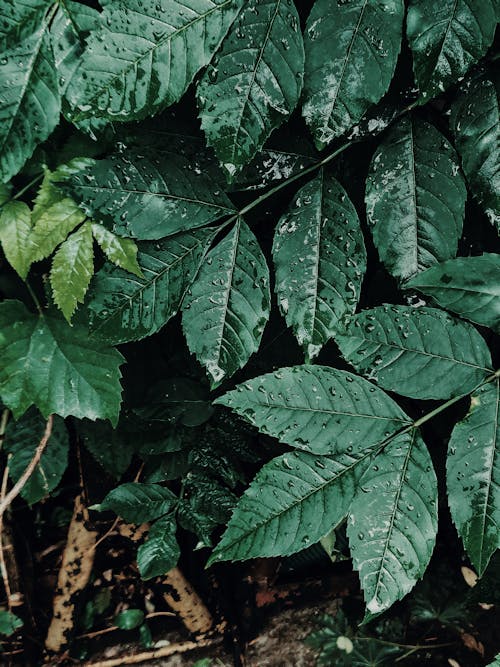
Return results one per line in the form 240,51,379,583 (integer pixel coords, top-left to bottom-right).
337,305,493,400
0,201,33,279
447,379,500,575
82,228,214,345
50,221,94,323
407,0,497,101
0,0,51,50
450,70,500,231
197,0,304,179
91,223,142,278
4,408,69,505
66,0,243,122
215,365,411,456
365,117,466,281
302,0,404,148
348,430,438,619
0,300,124,424
273,170,366,360
62,152,236,240
209,447,375,564
407,254,500,333
137,516,180,579
182,218,270,386
0,23,60,182
98,483,177,524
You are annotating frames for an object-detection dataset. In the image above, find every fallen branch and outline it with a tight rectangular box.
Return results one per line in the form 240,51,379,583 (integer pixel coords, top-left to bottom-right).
162,567,214,636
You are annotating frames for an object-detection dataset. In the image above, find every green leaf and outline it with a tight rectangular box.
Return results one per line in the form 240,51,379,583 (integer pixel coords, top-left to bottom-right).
135,378,214,427
4,408,69,505
114,609,145,631
91,223,142,277
272,170,366,360
235,146,316,191
66,0,243,122
78,419,134,479
337,305,492,400
137,516,180,579
215,365,410,456
450,70,500,231
407,254,500,333
209,447,373,563
0,24,60,182
197,0,304,178
82,228,214,345
0,610,23,637
0,0,51,49
0,300,123,424
447,379,500,575
0,200,33,279
365,116,466,281
182,219,270,386
63,152,235,240
50,221,94,322
0,182,12,206
407,0,497,101
348,431,438,619
99,482,177,524
302,0,404,148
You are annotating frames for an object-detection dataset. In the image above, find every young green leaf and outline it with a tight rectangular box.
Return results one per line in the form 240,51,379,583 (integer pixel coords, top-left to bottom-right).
302,0,404,148
0,610,23,637
82,228,214,345
450,70,500,231
98,483,177,524
137,516,180,579
197,0,304,178
50,221,94,323
365,117,466,281
407,0,497,101
273,170,366,360
0,300,124,424
447,379,500,575
63,152,236,240
66,0,243,121
0,24,60,182
215,365,410,456
0,201,33,279
337,305,492,400
348,430,437,619
182,219,270,386
209,447,373,564
407,254,500,333
91,223,142,277
5,409,69,505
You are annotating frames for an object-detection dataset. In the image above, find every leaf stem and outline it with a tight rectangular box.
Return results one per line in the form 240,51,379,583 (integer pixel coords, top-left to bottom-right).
10,173,44,203
25,281,43,314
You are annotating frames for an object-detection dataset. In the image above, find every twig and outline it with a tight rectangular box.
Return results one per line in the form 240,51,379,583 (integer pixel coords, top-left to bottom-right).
76,612,176,639
0,456,13,608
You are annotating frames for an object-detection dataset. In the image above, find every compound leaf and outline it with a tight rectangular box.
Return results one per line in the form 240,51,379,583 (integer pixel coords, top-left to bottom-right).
182,219,270,386
137,516,180,579
99,482,177,525
273,170,366,360
365,116,466,281
0,201,33,279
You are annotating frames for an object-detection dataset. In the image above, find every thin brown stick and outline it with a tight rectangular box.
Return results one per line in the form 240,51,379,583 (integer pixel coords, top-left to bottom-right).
0,415,54,519
0,456,13,608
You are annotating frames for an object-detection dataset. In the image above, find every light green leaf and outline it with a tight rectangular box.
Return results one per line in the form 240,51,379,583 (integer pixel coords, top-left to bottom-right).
82,228,214,345
91,223,142,277
348,430,437,618
0,24,60,182
4,408,69,505
407,254,500,333
407,0,497,101
447,379,500,575
0,610,23,637
215,365,410,456
51,221,94,322
182,219,270,386
63,152,236,240
302,0,404,148
0,0,51,49
0,300,124,424
66,0,243,122
99,483,177,524
450,70,500,231
273,170,366,360
365,116,466,281
197,0,304,178
137,516,180,579
0,200,33,279
209,447,373,564
337,305,492,400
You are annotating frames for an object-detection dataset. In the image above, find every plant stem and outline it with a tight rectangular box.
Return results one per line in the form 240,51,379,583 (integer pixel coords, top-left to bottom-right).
10,173,44,203
25,281,43,314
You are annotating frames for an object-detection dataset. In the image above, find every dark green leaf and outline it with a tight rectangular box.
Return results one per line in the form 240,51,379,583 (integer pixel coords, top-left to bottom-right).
114,609,144,631
137,516,180,579
0,0,50,50
135,378,214,427
98,483,177,524
235,146,316,191
78,419,135,479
